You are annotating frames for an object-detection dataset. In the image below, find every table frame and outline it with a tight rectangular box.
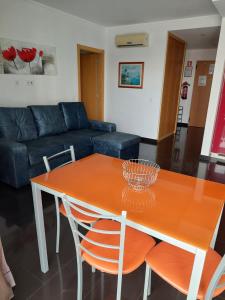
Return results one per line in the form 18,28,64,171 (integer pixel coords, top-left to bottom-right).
31,181,223,300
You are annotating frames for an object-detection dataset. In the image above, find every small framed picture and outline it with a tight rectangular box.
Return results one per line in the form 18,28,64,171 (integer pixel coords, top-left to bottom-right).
184,66,193,77
118,62,144,88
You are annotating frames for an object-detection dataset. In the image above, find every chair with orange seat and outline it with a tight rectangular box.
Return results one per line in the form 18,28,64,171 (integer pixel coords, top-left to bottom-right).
143,241,225,300
62,195,156,300
43,146,98,254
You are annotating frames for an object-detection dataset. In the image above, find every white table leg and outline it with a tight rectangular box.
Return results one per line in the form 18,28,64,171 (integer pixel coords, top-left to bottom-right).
187,249,206,300
31,183,49,273
210,205,224,249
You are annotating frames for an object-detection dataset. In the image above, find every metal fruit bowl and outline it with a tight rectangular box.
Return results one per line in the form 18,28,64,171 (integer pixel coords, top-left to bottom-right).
122,159,160,191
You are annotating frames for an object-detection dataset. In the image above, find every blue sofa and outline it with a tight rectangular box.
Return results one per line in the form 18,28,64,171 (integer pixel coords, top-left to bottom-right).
0,102,140,188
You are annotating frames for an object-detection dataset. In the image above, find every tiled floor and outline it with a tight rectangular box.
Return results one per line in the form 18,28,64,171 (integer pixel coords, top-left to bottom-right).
1,126,225,299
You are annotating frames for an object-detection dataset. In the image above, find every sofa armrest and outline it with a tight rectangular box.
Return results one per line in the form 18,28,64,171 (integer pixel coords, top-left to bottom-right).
0,139,29,188
89,120,116,133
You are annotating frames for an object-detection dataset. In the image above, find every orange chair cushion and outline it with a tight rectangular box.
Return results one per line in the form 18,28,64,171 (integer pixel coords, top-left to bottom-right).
146,242,225,299
59,203,97,224
81,219,156,275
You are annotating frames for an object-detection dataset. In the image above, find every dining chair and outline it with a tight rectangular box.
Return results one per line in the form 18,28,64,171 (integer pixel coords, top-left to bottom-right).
143,241,225,300
43,146,98,254
62,195,156,300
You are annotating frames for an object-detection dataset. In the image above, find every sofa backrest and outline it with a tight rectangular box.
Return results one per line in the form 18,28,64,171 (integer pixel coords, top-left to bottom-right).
0,107,38,142
29,105,67,137
0,103,89,142
58,102,89,130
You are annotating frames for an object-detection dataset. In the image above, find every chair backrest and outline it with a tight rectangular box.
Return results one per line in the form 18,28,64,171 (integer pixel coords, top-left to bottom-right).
43,145,75,172
205,254,225,299
62,195,127,273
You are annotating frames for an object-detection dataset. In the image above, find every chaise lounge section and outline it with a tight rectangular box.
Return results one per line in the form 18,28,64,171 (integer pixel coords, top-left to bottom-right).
0,102,140,188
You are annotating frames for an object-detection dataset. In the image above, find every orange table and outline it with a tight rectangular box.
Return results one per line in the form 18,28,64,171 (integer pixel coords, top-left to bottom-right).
31,154,225,300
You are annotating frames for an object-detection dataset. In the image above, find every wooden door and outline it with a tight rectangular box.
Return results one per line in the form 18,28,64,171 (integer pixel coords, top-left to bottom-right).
189,60,215,127
158,34,186,140
80,53,101,120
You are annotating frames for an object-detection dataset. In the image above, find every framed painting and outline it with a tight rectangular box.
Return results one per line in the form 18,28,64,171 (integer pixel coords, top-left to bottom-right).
118,62,144,88
0,38,57,75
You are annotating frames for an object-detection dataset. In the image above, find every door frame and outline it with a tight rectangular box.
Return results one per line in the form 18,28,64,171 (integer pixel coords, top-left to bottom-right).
189,60,215,128
158,33,186,141
77,44,105,120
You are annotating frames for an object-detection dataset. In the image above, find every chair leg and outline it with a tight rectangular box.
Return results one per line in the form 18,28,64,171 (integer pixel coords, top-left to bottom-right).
101,272,104,300
90,222,96,273
143,264,151,300
77,255,83,300
147,268,152,296
56,255,63,293
116,271,123,300
54,196,60,253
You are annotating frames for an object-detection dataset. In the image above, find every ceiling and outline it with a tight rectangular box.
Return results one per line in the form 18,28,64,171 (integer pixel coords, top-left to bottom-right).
172,26,220,49
32,0,218,26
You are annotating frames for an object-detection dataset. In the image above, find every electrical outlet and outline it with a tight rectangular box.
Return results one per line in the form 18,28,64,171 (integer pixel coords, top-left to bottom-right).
27,80,34,86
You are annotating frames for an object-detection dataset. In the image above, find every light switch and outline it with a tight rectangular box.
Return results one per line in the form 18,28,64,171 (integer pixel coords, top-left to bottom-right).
27,80,34,86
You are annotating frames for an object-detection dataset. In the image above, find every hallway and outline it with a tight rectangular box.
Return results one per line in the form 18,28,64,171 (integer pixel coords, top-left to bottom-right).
140,126,225,182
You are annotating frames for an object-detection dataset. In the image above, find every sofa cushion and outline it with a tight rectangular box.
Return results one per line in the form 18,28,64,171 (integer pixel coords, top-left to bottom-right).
0,107,38,142
90,120,116,133
24,131,94,166
28,142,93,178
29,105,67,137
54,131,92,147
24,136,65,166
70,129,106,141
59,102,89,130
53,131,94,160
92,132,141,150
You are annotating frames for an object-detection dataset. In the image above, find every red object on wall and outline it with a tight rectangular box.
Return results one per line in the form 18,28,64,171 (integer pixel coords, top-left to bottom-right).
17,48,37,63
187,61,192,67
211,71,225,155
39,50,44,57
181,81,190,100
2,46,17,61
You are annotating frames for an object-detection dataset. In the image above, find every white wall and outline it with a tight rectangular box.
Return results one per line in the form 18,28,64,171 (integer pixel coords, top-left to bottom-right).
201,17,225,156
0,0,106,107
0,1,223,146
179,48,217,124
106,15,221,139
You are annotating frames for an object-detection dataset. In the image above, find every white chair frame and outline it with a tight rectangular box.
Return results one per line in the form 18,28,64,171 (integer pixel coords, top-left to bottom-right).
143,250,225,300
205,255,225,300
62,195,127,300
43,145,75,253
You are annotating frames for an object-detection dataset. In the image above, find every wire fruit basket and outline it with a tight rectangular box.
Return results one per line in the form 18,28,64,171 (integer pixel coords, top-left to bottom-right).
122,159,160,191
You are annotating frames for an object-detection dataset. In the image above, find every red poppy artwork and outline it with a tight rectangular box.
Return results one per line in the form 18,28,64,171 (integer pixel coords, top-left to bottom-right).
0,38,57,75
2,46,18,70
17,48,37,63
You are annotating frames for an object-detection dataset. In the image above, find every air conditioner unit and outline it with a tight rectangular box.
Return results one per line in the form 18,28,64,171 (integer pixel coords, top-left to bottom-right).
115,33,149,47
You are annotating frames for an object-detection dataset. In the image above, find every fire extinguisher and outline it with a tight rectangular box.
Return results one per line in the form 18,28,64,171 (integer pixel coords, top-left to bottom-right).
181,81,190,100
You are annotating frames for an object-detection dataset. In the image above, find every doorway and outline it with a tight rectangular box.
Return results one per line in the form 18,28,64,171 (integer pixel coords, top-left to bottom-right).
158,33,186,141
189,60,215,127
77,44,104,121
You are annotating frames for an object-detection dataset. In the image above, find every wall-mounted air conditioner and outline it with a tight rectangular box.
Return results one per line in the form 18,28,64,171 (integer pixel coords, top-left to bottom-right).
115,33,149,47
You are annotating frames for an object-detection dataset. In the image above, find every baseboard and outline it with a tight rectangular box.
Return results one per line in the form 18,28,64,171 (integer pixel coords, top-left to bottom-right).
141,137,157,145
210,153,225,163
177,123,188,127
200,154,225,164
200,155,211,162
